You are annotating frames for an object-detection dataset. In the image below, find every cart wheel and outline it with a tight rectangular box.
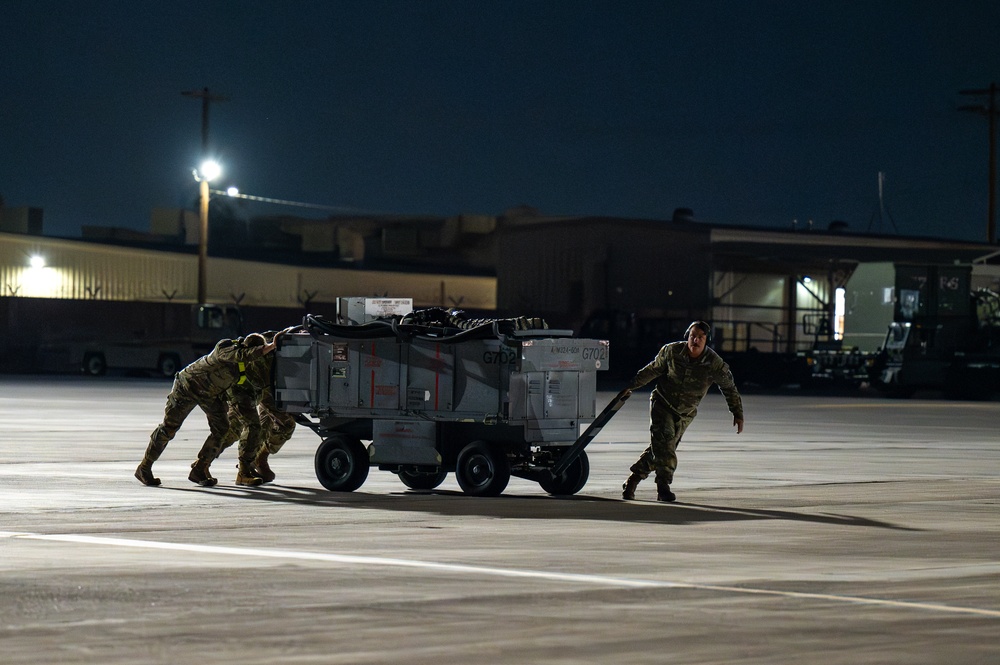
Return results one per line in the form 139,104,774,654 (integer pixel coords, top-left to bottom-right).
315,435,369,491
539,450,590,496
455,441,510,497
397,468,448,490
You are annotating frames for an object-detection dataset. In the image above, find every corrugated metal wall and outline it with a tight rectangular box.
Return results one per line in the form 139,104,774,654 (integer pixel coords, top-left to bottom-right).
0,232,496,309
496,220,710,327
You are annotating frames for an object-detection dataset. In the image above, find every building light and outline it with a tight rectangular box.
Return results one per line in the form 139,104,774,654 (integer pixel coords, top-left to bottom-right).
24,256,61,297
835,287,846,340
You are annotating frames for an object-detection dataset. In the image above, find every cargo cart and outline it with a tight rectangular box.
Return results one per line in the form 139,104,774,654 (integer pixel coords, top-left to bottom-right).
273,304,610,496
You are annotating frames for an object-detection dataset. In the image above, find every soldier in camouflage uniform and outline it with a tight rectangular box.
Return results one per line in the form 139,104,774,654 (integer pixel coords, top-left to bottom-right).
134,330,288,488
213,331,297,484
621,321,744,502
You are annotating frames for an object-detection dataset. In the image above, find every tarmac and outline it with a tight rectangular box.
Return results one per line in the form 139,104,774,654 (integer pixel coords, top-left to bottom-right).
1,375,998,664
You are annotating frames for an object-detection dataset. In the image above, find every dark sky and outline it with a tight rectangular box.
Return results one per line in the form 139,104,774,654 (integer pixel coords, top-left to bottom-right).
2,1,999,242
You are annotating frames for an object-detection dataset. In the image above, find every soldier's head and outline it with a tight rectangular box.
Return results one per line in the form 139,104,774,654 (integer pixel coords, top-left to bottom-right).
684,321,711,358
242,333,266,348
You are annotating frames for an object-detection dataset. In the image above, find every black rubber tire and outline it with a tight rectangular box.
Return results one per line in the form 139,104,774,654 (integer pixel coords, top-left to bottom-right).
397,468,448,490
539,450,590,496
455,441,510,497
82,353,107,376
314,435,369,491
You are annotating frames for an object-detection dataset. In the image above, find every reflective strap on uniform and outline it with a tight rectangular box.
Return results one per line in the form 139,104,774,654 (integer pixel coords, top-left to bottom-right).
237,361,247,384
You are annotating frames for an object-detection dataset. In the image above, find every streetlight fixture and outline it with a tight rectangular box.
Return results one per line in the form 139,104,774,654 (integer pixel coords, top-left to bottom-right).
193,160,221,304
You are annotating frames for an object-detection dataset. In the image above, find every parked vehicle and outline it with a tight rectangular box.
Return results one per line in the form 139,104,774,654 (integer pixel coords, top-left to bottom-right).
20,298,243,376
868,264,1000,399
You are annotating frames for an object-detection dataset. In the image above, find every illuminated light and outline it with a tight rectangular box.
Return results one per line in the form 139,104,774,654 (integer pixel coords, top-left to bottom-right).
199,159,222,182
802,276,812,283
24,263,62,297
226,186,239,197
29,255,46,269
834,287,846,340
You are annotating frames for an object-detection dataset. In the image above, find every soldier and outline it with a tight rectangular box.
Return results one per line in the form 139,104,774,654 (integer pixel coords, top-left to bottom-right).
212,355,269,487
134,330,288,487
621,321,744,502
213,330,297,484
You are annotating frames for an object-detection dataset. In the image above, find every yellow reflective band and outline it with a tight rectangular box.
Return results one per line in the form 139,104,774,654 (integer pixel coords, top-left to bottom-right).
237,361,247,384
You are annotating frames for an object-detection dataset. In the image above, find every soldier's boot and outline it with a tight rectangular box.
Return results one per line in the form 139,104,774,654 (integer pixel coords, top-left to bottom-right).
235,461,264,487
621,473,642,500
188,459,218,487
254,449,276,484
134,456,161,487
135,434,166,487
656,480,676,503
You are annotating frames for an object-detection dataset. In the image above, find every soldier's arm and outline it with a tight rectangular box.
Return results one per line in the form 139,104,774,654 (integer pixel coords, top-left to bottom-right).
627,344,669,391
712,358,744,429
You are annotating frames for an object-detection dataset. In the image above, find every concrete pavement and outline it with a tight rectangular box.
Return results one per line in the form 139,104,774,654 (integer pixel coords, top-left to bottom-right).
1,376,998,664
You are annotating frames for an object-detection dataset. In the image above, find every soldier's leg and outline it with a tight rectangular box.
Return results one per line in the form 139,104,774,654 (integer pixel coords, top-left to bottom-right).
211,401,243,462
648,401,681,483
254,401,296,483
136,379,197,486
253,410,277,484
649,403,691,502
264,411,296,455
229,393,264,486
187,397,231,487
623,399,660,499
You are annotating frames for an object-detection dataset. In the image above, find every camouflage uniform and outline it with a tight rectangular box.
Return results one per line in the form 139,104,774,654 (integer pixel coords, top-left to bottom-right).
215,351,296,483
626,341,743,490
135,336,273,486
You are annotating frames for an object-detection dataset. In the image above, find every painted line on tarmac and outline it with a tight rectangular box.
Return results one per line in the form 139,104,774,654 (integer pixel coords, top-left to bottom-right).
811,402,992,409
3,530,1000,619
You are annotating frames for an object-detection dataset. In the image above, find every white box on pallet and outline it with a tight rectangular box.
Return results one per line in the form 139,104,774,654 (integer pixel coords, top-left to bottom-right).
337,297,413,325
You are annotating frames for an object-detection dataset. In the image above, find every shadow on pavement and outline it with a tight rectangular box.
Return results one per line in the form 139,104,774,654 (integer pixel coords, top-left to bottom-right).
164,484,916,531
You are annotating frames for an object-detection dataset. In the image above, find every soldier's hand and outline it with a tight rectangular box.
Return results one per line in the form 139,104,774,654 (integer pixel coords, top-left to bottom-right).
734,417,744,434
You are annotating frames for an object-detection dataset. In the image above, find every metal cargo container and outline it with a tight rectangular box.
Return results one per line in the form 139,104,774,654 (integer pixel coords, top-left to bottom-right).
274,304,610,496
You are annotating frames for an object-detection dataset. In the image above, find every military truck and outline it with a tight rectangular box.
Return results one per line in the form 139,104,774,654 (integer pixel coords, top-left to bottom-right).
273,300,609,496
867,263,1000,399
3,297,243,377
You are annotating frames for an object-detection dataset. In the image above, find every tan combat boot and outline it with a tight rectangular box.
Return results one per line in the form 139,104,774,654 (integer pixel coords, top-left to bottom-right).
134,458,161,487
235,462,264,487
621,473,642,500
656,481,676,503
254,449,275,484
188,460,218,487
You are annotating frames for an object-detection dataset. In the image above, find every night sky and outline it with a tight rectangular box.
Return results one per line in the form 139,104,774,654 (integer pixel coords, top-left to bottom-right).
2,1,999,242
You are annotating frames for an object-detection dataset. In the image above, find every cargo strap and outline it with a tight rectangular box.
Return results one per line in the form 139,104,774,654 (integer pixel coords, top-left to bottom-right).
237,361,247,384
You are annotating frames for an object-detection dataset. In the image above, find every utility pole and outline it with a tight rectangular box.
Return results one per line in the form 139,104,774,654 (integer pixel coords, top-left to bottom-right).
181,87,228,154
959,83,999,244
182,87,228,304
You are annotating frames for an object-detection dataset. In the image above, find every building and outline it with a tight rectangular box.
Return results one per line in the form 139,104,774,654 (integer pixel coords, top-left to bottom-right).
495,214,1000,355
2,206,999,373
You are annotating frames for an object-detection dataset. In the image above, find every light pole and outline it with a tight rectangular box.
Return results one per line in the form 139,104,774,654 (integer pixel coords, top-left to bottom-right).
183,87,228,302
959,83,999,244
194,160,221,304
